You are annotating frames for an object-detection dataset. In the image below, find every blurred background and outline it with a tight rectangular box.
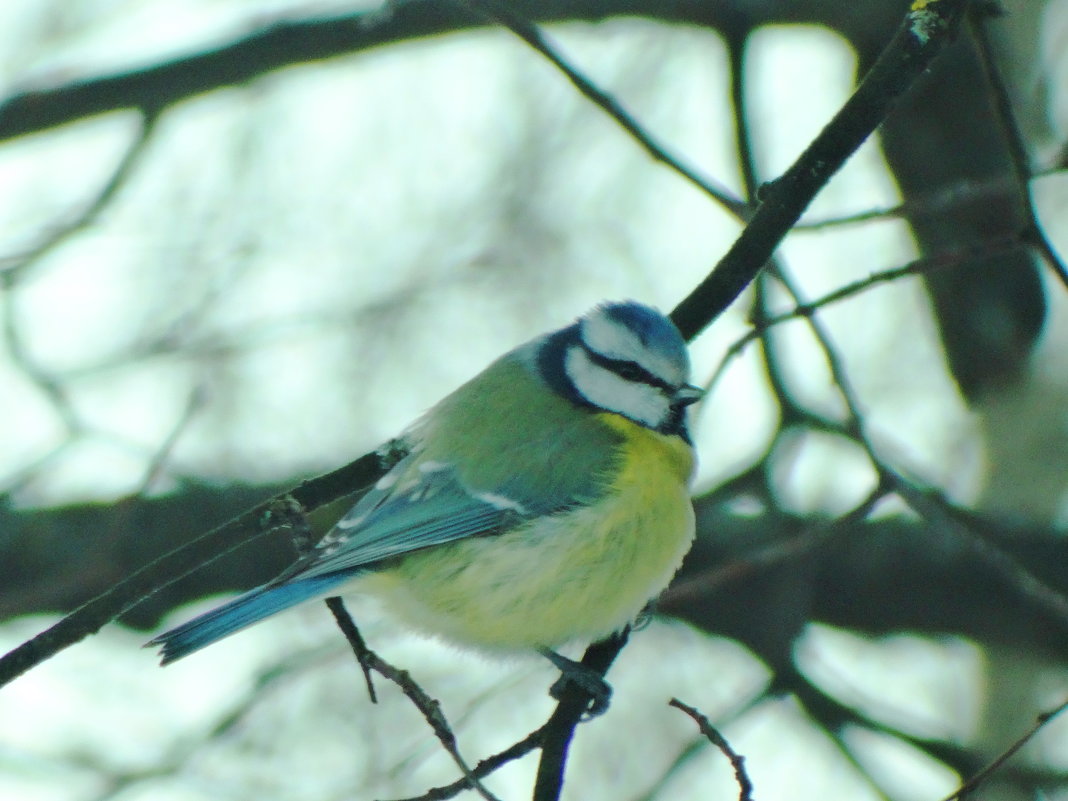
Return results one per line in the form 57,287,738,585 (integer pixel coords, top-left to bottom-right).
1,0,1067,799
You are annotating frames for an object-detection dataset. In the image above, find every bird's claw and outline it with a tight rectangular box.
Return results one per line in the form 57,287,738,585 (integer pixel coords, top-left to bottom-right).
541,649,613,718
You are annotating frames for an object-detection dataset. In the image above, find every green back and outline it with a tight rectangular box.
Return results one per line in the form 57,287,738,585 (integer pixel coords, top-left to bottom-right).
420,351,624,512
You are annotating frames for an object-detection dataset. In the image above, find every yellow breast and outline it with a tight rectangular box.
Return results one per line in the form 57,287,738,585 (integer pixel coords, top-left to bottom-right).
363,414,696,652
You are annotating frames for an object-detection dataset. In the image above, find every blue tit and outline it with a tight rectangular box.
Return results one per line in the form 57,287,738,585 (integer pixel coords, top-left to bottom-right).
149,301,702,708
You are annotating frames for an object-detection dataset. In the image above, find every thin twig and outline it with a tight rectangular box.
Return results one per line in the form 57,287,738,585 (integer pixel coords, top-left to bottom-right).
940,697,1068,801
464,0,747,218
669,698,755,801
135,385,208,496
394,726,547,801
0,110,158,282
325,598,501,801
325,596,379,703
794,174,1040,230
700,235,1024,400
661,483,888,611
0,280,81,435
967,6,1068,289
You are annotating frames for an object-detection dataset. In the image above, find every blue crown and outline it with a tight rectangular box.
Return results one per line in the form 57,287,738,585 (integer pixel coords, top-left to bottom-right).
597,301,687,361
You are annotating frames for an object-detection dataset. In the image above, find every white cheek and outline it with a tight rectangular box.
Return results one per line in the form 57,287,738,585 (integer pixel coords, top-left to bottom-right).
564,347,668,428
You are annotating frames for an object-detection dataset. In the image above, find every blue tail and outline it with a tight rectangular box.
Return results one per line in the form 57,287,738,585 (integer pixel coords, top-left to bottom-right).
148,574,346,665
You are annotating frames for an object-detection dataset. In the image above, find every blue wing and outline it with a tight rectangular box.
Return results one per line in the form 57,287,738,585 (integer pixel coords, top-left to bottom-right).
290,458,532,579
149,456,534,664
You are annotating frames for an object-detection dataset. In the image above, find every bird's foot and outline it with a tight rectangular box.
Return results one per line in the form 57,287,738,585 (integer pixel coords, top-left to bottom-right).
540,648,613,718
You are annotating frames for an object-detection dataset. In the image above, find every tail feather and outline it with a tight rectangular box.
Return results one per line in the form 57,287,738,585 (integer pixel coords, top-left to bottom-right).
148,575,345,665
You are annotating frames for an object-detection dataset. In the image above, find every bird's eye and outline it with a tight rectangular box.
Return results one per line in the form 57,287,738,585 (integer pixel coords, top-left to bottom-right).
615,361,645,382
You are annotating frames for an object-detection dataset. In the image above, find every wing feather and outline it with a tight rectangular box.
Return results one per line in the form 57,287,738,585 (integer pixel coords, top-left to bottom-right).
276,350,625,584
273,453,526,582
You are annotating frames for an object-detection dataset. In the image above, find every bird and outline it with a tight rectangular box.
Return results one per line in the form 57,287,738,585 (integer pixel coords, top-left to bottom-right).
149,300,702,713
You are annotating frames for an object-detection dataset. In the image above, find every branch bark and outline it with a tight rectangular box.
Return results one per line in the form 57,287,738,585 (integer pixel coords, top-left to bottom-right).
0,452,389,687
0,0,940,146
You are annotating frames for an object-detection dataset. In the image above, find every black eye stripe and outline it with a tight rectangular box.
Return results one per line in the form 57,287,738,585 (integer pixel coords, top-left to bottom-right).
581,344,672,392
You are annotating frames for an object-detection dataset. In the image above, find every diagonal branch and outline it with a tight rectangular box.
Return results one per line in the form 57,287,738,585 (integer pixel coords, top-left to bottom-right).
0,110,158,281
466,0,746,217
0,449,399,688
326,598,501,801
670,0,972,340
966,6,1068,288
702,235,1026,399
941,697,1068,801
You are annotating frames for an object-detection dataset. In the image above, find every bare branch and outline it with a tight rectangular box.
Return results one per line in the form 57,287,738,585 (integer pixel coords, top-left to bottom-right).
533,631,628,801
396,727,546,801
940,697,1068,801
670,698,755,801
0,2,755,146
326,598,501,801
670,0,971,341
759,255,1068,643
967,5,1068,288
0,451,394,688
466,0,747,217
702,236,1025,399
0,110,158,282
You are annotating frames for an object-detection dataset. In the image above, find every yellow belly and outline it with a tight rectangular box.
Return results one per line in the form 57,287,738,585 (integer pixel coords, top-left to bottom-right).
361,415,696,652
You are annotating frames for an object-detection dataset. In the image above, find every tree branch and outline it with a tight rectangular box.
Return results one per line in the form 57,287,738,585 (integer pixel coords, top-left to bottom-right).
533,630,628,801
670,698,754,801
326,598,501,801
0,448,398,688
0,1,745,145
670,0,972,340
466,0,746,217
941,697,1068,801
966,5,1068,289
